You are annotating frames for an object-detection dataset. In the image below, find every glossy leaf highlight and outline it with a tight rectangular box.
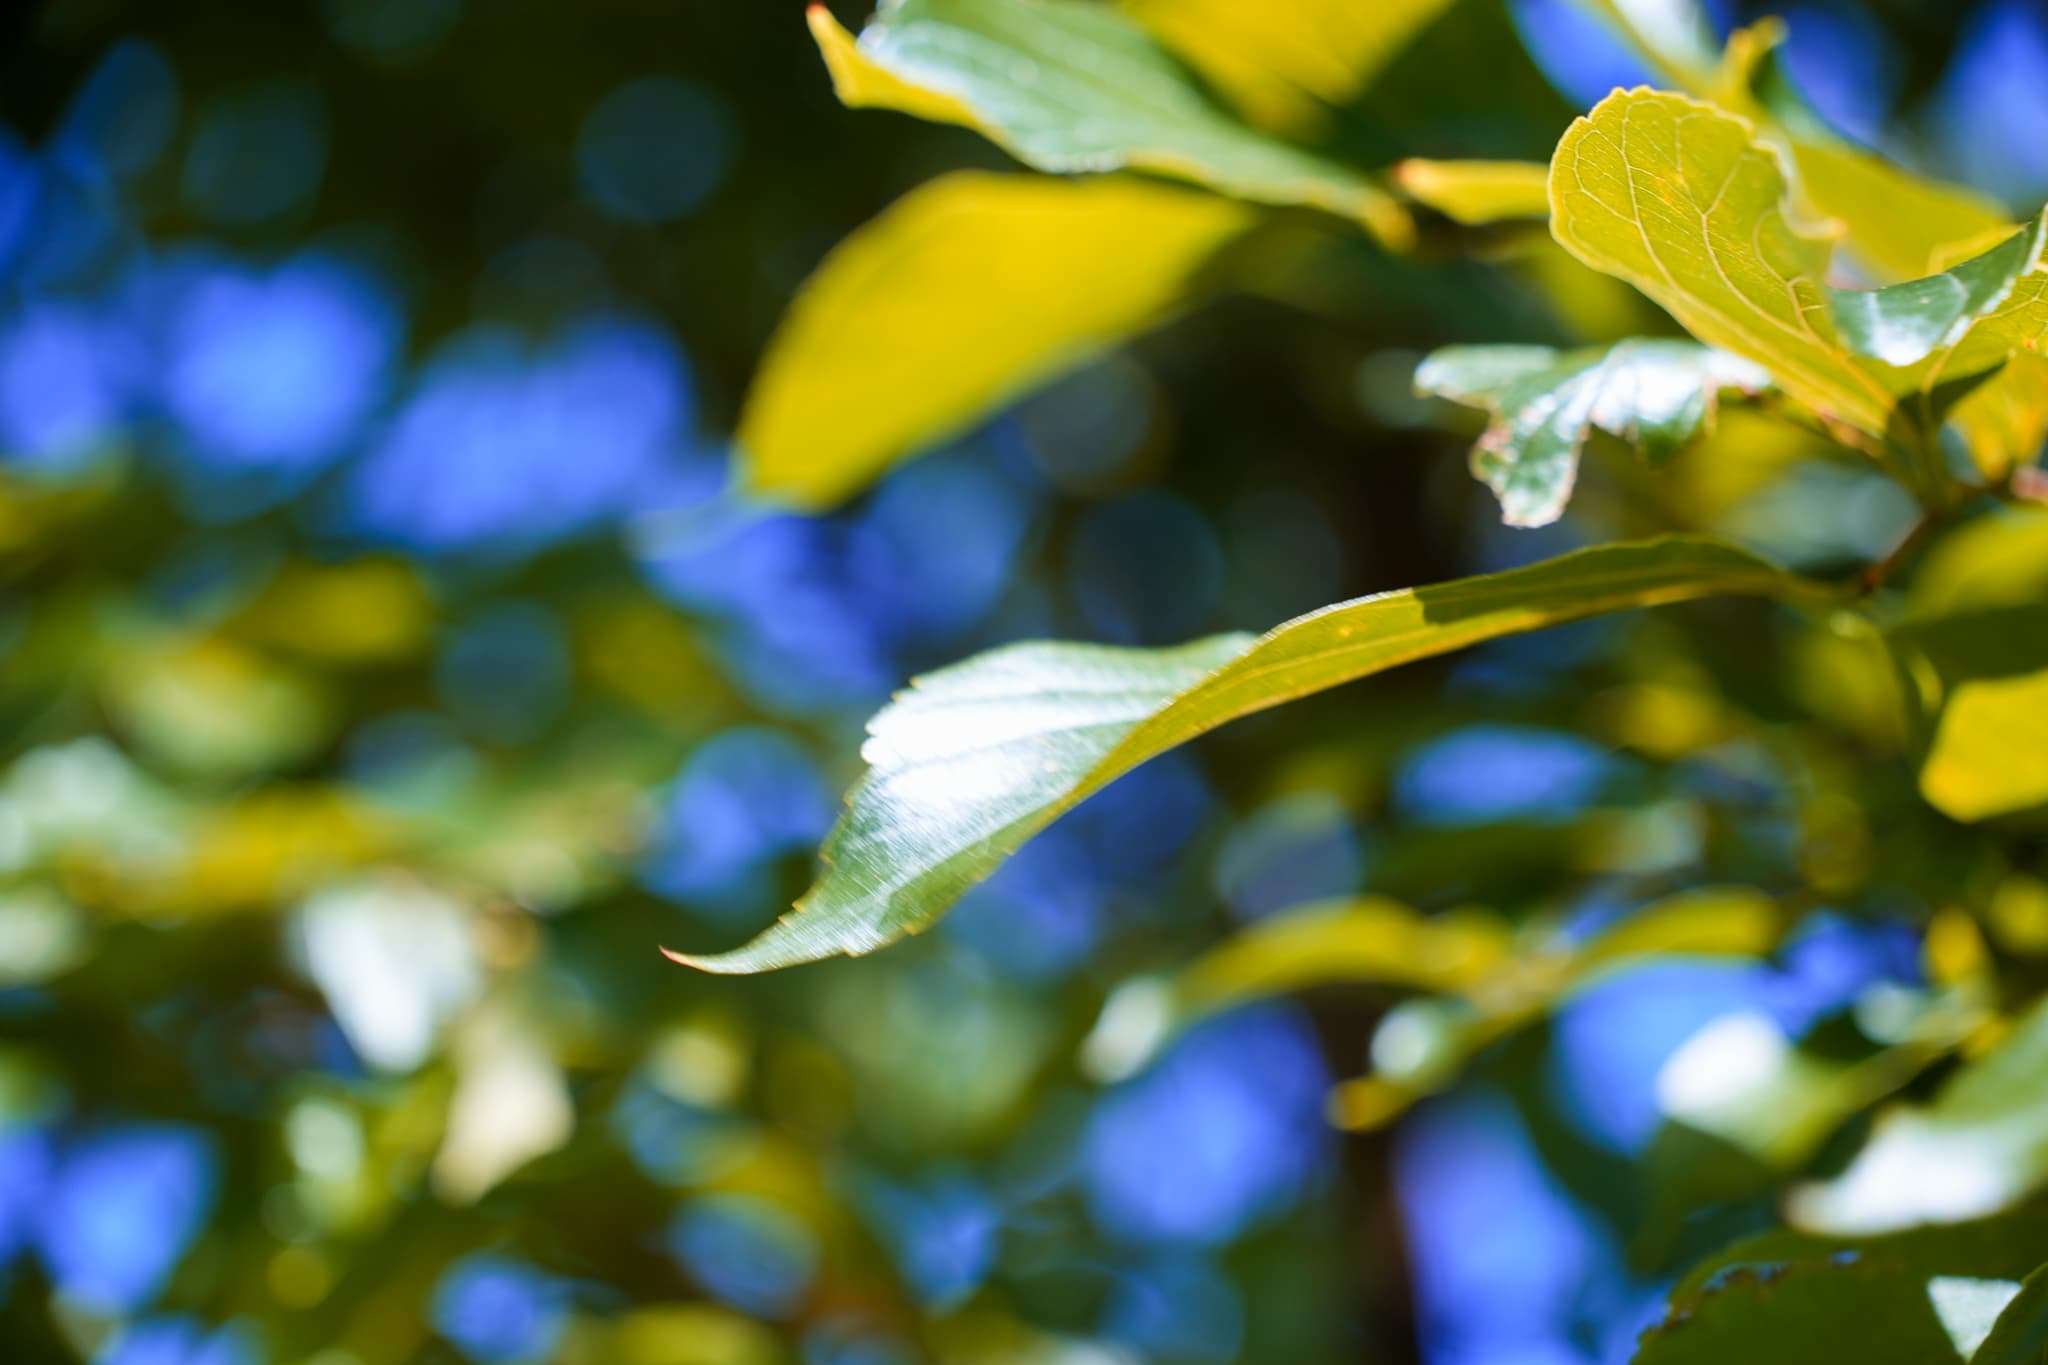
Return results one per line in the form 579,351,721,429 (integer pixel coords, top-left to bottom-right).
670,537,1814,972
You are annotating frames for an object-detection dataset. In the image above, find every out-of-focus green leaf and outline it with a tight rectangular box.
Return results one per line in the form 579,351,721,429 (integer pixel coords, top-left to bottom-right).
1905,506,2048,620
1081,897,1511,1081
1974,1265,2048,1365
1790,995,2048,1235
1632,1209,2048,1365
1416,339,1769,526
1122,0,1458,131
1092,884,1782,1089
737,171,1251,506
670,537,1821,973
806,0,1410,243
1892,606,2048,822
1394,158,1552,225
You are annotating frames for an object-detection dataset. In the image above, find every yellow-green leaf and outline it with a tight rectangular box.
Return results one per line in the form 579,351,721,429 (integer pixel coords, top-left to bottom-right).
1892,605,2048,822
1393,158,1552,225
806,0,1409,243
1121,0,1459,132
1548,88,1898,439
737,172,1251,508
1550,88,2048,471
1791,995,2048,1233
1713,20,2013,285
668,537,1820,973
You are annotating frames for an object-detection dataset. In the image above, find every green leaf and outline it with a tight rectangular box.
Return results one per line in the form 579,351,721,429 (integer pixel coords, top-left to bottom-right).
1790,994,2048,1234
1634,1209,2048,1365
1891,606,2048,822
1549,88,2047,469
668,537,1819,973
1393,158,1552,225
1973,1264,2048,1365
1086,884,1781,1086
806,0,1410,244
1548,88,1899,440
1121,0,1459,132
736,171,1251,507
1416,340,1769,526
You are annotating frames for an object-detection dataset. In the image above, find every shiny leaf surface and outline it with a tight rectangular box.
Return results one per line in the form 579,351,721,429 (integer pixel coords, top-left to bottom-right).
671,538,1817,972
1417,339,1769,526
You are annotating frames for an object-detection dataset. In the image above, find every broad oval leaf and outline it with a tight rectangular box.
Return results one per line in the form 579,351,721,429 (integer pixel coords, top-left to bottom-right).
1416,339,1769,526
668,537,1818,973
736,171,1250,507
806,0,1409,244
1632,1208,2048,1365
1121,0,1459,132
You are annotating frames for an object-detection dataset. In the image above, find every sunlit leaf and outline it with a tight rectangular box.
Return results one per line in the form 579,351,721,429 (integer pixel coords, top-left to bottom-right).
1633,1208,2048,1365
670,537,1822,972
1416,339,1769,526
1122,0,1459,131
1893,606,2048,822
1790,995,2048,1234
805,0,1409,242
1550,88,2048,477
738,172,1251,506
1394,158,1552,226
1548,88,1898,440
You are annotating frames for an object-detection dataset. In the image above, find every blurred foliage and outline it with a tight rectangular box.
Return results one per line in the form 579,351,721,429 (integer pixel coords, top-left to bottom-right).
0,1,2047,1364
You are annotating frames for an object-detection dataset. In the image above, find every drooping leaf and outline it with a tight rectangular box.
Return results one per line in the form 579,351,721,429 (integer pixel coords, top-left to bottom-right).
1417,339,1770,526
1393,158,1552,225
1790,993,2048,1234
737,172,1250,507
1632,1208,2048,1365
806,0,1410,243
669,537,1822,973
1121,0,1459,132
1890,606,2048,822
1974,1264,2048,1365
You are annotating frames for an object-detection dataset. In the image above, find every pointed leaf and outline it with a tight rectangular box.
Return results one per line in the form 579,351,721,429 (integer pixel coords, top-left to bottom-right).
806,0,1410,243
1418,339,1770,526
669,537,1818,972
738,172,1251,507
